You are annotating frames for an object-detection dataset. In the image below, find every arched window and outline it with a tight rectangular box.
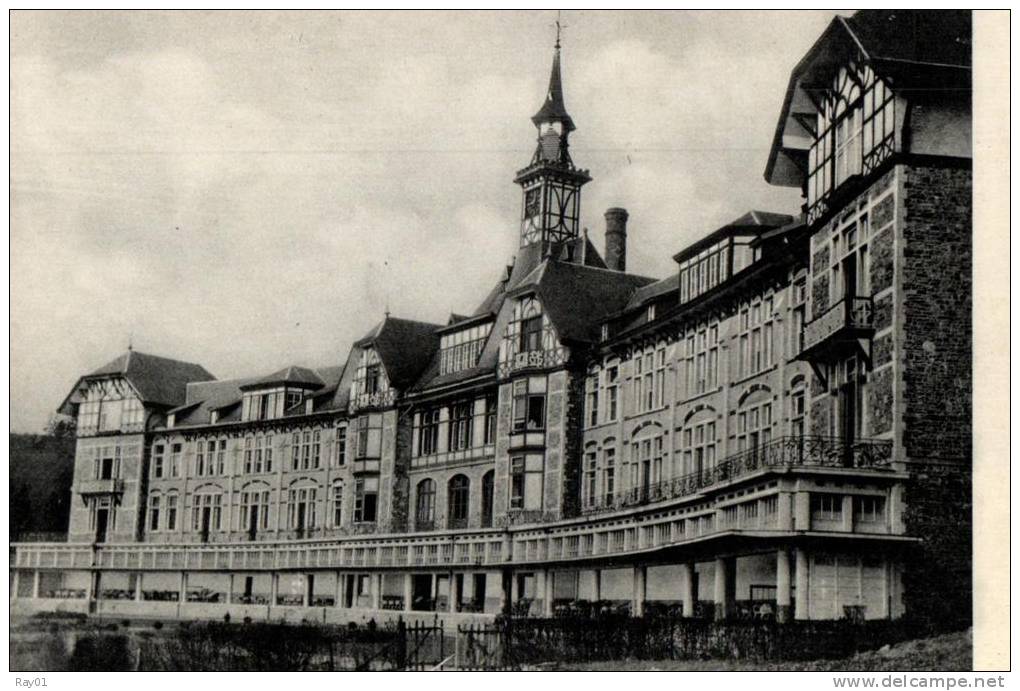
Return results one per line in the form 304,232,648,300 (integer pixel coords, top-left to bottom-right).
448,475,470,526
165,491,179,531
790,378,807,440
148,493,161,532
191,487,224,542
736,387,773,454
287,481,319,535
240,483,270,539
415,479,436,528
582,444,598,508
682,409,717,477
481,470,495,527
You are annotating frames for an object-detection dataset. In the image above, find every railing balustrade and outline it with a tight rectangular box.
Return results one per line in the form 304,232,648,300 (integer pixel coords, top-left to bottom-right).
582,435,892,515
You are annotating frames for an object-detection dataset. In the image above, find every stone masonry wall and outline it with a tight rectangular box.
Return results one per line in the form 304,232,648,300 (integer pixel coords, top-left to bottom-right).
898,162,972,631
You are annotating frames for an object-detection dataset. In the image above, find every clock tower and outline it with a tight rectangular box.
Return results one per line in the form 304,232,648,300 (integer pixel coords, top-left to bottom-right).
514,35,591,248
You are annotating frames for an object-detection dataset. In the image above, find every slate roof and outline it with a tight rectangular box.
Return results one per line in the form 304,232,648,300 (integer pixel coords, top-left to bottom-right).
532,46,575,132
672,210,794,263
765,10,971,184
512,260,656,344
239,365,324,390
356,316,442,390
625,272,681,311
78,350,215,409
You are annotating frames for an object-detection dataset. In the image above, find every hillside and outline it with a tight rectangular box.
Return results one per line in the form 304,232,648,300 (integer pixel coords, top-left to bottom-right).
10,433,75,540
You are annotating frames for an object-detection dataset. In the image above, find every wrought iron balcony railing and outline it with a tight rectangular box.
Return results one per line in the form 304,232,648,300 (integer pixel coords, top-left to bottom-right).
803,296,875,355
582,435,892,515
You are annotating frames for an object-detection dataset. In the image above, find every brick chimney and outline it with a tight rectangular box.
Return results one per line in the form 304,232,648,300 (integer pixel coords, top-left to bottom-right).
604,207,628,272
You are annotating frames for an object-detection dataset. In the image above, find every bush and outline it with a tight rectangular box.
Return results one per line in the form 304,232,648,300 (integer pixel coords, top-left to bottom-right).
70,634,133,671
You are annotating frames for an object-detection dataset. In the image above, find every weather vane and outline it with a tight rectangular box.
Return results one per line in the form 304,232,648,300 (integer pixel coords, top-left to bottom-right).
554,10,566,49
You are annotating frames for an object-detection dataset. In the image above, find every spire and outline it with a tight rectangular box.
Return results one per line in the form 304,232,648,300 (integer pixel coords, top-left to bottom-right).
531,33,575,132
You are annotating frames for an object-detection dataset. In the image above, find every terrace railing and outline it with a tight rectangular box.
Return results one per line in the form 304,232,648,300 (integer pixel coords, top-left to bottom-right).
583,435,892,515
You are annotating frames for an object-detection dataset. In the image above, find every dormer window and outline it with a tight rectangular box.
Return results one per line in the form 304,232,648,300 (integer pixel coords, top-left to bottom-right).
807,60,895,223
439,322,492,375
646,304,656,322
365,364,380,394
519,315,543,353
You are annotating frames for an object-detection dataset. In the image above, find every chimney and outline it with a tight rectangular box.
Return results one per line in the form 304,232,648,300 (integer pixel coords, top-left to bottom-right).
604,207,628,272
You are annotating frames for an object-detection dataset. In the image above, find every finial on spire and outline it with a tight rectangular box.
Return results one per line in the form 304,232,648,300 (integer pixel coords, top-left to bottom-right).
555,10,563,49
127,332,133,351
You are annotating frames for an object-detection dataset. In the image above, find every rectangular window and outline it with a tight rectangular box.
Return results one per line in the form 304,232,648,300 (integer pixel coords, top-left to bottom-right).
586,375,599,427
484,395,497,445
583,450,597,507
245,437,255,474
811,494,843,521
855,496,885,523
512,377,547,432
151,444,164,479
603,446,616,505
509,456,525,509
148,495,160,532
354,478,378,523
216,440,226,475
449,401,473,451
606,366,619,421
332,483,345,527
335,426,347,466
519,315,543,353
170,444,182,477
195,442,206,477
418,408,440,456
166,495,177,531
364,365,381,395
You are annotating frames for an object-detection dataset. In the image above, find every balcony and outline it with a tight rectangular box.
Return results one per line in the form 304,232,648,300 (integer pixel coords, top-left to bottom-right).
77,478,126,497
349,389,397,413
582,435,893,515
801,296,874,361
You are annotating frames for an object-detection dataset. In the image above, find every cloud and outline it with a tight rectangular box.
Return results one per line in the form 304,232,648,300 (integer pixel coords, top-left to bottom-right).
9,11,830,431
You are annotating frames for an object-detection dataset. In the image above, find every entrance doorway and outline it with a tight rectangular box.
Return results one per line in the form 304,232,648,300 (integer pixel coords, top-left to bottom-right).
412,574,433,611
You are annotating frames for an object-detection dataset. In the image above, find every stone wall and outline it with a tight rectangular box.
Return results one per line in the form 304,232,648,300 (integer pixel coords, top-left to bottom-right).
896,162,972,632
899,164,972,462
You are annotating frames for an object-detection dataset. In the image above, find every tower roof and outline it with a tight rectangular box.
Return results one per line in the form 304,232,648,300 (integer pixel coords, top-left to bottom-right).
531,46,575,132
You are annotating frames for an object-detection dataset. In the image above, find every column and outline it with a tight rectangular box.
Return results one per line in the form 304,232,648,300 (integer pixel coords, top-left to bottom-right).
794,490,811,530
372,573,383,609
632,565,647,617
500,570,511,614
591,569,602,603
510,571,520,604
541,570,554,617
403,573,413,612
448,573,459,614
179,572,189,605
889,486,905,533
335,571,344,608
842,495,854,532
776,550,792,623
135,573,144,603
32,571,41,599
10,571,19,600
777,491,794,531
303,574,312,607
680,562,695,618
713,557,730,621
269,572,279,607
795,548,809,620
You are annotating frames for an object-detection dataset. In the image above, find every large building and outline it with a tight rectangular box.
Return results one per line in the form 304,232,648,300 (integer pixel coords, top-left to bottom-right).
12,10,972,629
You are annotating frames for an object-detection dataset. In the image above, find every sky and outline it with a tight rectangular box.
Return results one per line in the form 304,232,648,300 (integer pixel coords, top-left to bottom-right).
10,10,842,433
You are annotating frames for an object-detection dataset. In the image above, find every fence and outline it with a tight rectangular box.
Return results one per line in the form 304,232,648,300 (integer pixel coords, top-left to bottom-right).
453,613,919,669
135,617,446,671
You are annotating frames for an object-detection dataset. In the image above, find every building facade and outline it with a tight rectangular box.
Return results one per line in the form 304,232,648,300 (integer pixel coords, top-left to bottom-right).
12,10,971,629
